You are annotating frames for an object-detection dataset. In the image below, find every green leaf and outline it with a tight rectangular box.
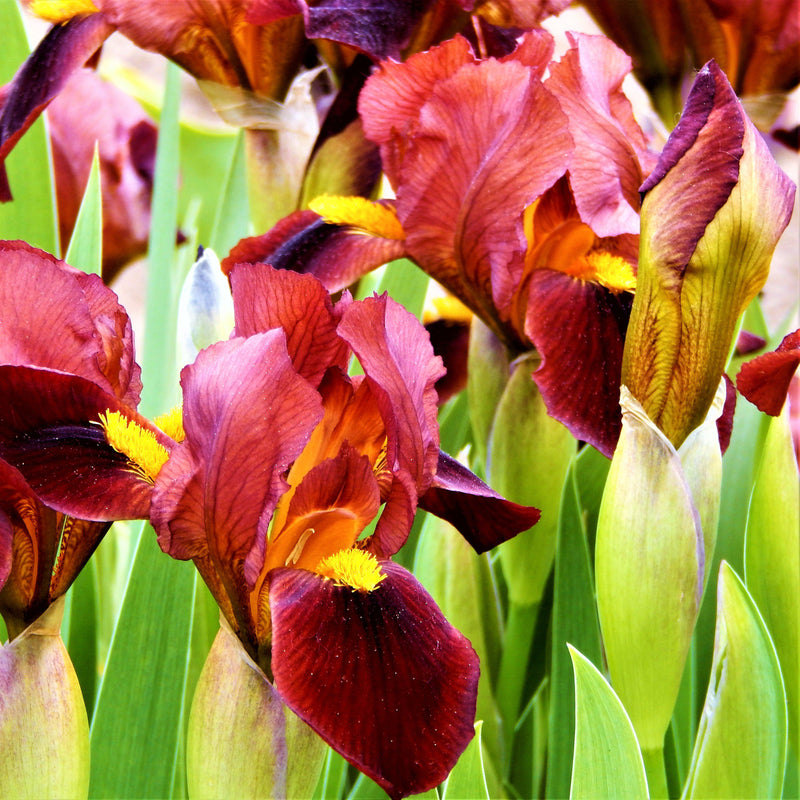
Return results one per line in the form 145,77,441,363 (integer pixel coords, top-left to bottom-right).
568,645,649,799
744,406,799,756
0,2,59,253
141,62,184,417
312,748,350,800
374,257,430,320
683,562,787,799
208,130,250,255
65,145,102,275
547,466,603,799
442,722,490,800
89,525,197,799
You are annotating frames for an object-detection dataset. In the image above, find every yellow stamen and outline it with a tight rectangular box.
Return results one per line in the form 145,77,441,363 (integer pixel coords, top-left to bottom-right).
154,405,185,443
423,295,473,325
317,548,386,592
308,195,405,240
99,410,169,484
585,251,636,293
29,0,98,23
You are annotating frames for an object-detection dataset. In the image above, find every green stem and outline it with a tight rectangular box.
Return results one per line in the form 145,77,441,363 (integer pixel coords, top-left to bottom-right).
496,600,539,770
643,746,669,799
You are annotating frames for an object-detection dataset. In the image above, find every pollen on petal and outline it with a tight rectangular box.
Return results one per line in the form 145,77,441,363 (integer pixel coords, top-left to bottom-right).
586,251,636,293
308,195,406,241
154,405,185,443
99,410,169,483
317,548,386,592
29,0,99,24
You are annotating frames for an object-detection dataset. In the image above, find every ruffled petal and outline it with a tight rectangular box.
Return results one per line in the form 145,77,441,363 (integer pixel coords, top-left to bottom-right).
0,14,114,201
419,451,541,552
0,366,160,520
152,333,323,606
360,34,572,343
0,241,141,403
269,562,479,800
546,33,654,237
338,294,444,491
737,329,800,416
230,264,350,386
526,269,632,457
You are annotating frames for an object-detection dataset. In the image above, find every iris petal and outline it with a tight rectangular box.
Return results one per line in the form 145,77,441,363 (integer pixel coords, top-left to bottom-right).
269,561,479,800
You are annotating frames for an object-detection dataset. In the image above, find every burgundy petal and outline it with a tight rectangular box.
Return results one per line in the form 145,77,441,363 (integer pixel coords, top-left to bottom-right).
717,373,737,455
0,15,115,201
269,562,479,800
338,294,444,491
369,468,418,559
737,329,800,416
230,264,350,386
526,269,632,458
0,506,11,593
419,451,541,552
300,0,439,61
224,210,404,293
0,366,160,520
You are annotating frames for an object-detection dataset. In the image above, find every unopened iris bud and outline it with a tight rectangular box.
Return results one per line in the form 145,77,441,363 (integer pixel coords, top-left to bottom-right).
622,61,795,449
187,617,326,800
177,247,234,366
595,386,703,754
0,598,90,799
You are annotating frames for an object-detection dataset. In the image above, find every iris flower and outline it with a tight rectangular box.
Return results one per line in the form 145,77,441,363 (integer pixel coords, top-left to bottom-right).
225,30,657,455
0,257,538,797
0,240,153,636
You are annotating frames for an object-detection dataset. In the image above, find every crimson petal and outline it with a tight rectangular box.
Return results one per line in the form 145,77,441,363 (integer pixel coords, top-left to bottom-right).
419,451,541,552
0,15,115,201
269,562,479,800
737,329,800,416
526,269,632,458
0,366,161,520
338,294,444,491
230,264,350,386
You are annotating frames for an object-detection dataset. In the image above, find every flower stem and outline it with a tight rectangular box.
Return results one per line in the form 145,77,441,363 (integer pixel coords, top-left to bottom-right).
643,746,669,799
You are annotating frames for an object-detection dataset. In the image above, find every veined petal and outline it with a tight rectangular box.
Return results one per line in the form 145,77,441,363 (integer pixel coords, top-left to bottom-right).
269,562,479,800
0,15,114,201
361,34,572,344
0,460,54,622
525,269,633,457
737,329,800,416
419,451,541,553
152,333,323,622
0,241,141,403
338,294,444,492
546,33,654,237
223,209,404,294
0,366,162,520
230,264,350,387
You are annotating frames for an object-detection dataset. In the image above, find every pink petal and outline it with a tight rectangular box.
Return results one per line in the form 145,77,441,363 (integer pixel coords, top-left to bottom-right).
737,329,800,416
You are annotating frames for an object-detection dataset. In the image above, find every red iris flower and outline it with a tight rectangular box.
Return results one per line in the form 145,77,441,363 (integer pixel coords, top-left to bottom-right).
150,263,538,798
224,30,657,455
0,250,538,797
0,240,156,636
